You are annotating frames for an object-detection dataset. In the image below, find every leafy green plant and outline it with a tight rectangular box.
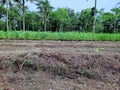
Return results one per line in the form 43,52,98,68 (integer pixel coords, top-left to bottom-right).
24,59,33,68
95,48,99,52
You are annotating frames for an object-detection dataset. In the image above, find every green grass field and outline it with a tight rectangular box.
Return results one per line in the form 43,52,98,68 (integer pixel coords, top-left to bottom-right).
0,31,120,41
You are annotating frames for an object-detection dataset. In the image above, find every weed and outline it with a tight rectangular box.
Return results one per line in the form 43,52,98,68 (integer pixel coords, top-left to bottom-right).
0,31,120,41
12,59,34,72
76,69,96,79
24,59,33,68
57,67,67,76
39,64,48,71
95,48,99,52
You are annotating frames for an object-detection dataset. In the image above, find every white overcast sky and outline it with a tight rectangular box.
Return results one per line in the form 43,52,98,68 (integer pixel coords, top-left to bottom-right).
26,0,120,12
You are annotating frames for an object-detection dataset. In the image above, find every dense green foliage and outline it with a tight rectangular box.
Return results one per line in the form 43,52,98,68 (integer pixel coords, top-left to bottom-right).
0,31,120,41
0,0,120,33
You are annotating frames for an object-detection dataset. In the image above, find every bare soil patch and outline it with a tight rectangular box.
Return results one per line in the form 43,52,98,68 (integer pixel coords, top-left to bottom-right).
0,40,120,90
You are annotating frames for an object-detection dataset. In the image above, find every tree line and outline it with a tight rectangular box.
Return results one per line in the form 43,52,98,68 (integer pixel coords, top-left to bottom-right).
0,0,120,33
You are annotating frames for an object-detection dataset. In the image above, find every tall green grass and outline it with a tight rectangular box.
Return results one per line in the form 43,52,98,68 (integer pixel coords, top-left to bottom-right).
0,31,120,41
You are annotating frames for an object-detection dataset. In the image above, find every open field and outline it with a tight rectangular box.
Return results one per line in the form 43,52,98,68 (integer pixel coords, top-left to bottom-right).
0,40,120,90
0,31,120,41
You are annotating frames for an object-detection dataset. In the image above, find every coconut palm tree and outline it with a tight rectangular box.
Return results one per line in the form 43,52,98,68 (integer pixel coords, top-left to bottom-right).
93,0,97,35
87,0,97,38
117,2,120,5
36,0,53,31
0,0,13,31
14,0,34,31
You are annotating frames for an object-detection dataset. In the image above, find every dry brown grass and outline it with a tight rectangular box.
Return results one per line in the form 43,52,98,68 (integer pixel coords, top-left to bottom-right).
0,40,119,90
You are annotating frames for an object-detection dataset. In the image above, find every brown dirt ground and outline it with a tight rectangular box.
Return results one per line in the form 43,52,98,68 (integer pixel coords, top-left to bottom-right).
0,40,120,90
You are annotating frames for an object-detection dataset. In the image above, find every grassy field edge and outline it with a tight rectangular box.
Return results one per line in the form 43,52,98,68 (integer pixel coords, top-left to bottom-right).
0,31,120,41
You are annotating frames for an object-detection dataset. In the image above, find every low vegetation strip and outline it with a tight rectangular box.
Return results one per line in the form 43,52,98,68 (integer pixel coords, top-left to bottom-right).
0,31,120,41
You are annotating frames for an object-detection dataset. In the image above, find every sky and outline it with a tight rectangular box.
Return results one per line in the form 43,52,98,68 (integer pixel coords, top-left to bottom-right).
26,0,120,12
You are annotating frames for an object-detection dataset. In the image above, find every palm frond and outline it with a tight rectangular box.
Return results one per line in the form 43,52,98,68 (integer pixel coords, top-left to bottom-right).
117,2,120,5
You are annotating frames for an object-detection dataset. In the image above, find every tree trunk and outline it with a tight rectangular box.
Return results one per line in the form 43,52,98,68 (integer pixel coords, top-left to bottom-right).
44,20,46,32
6,0,9,32
92,0,97,39
19,20,21,30
113,21,116,33
22,0,25,32
44,21,46,32
59,23,63,32
113,21,116,40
